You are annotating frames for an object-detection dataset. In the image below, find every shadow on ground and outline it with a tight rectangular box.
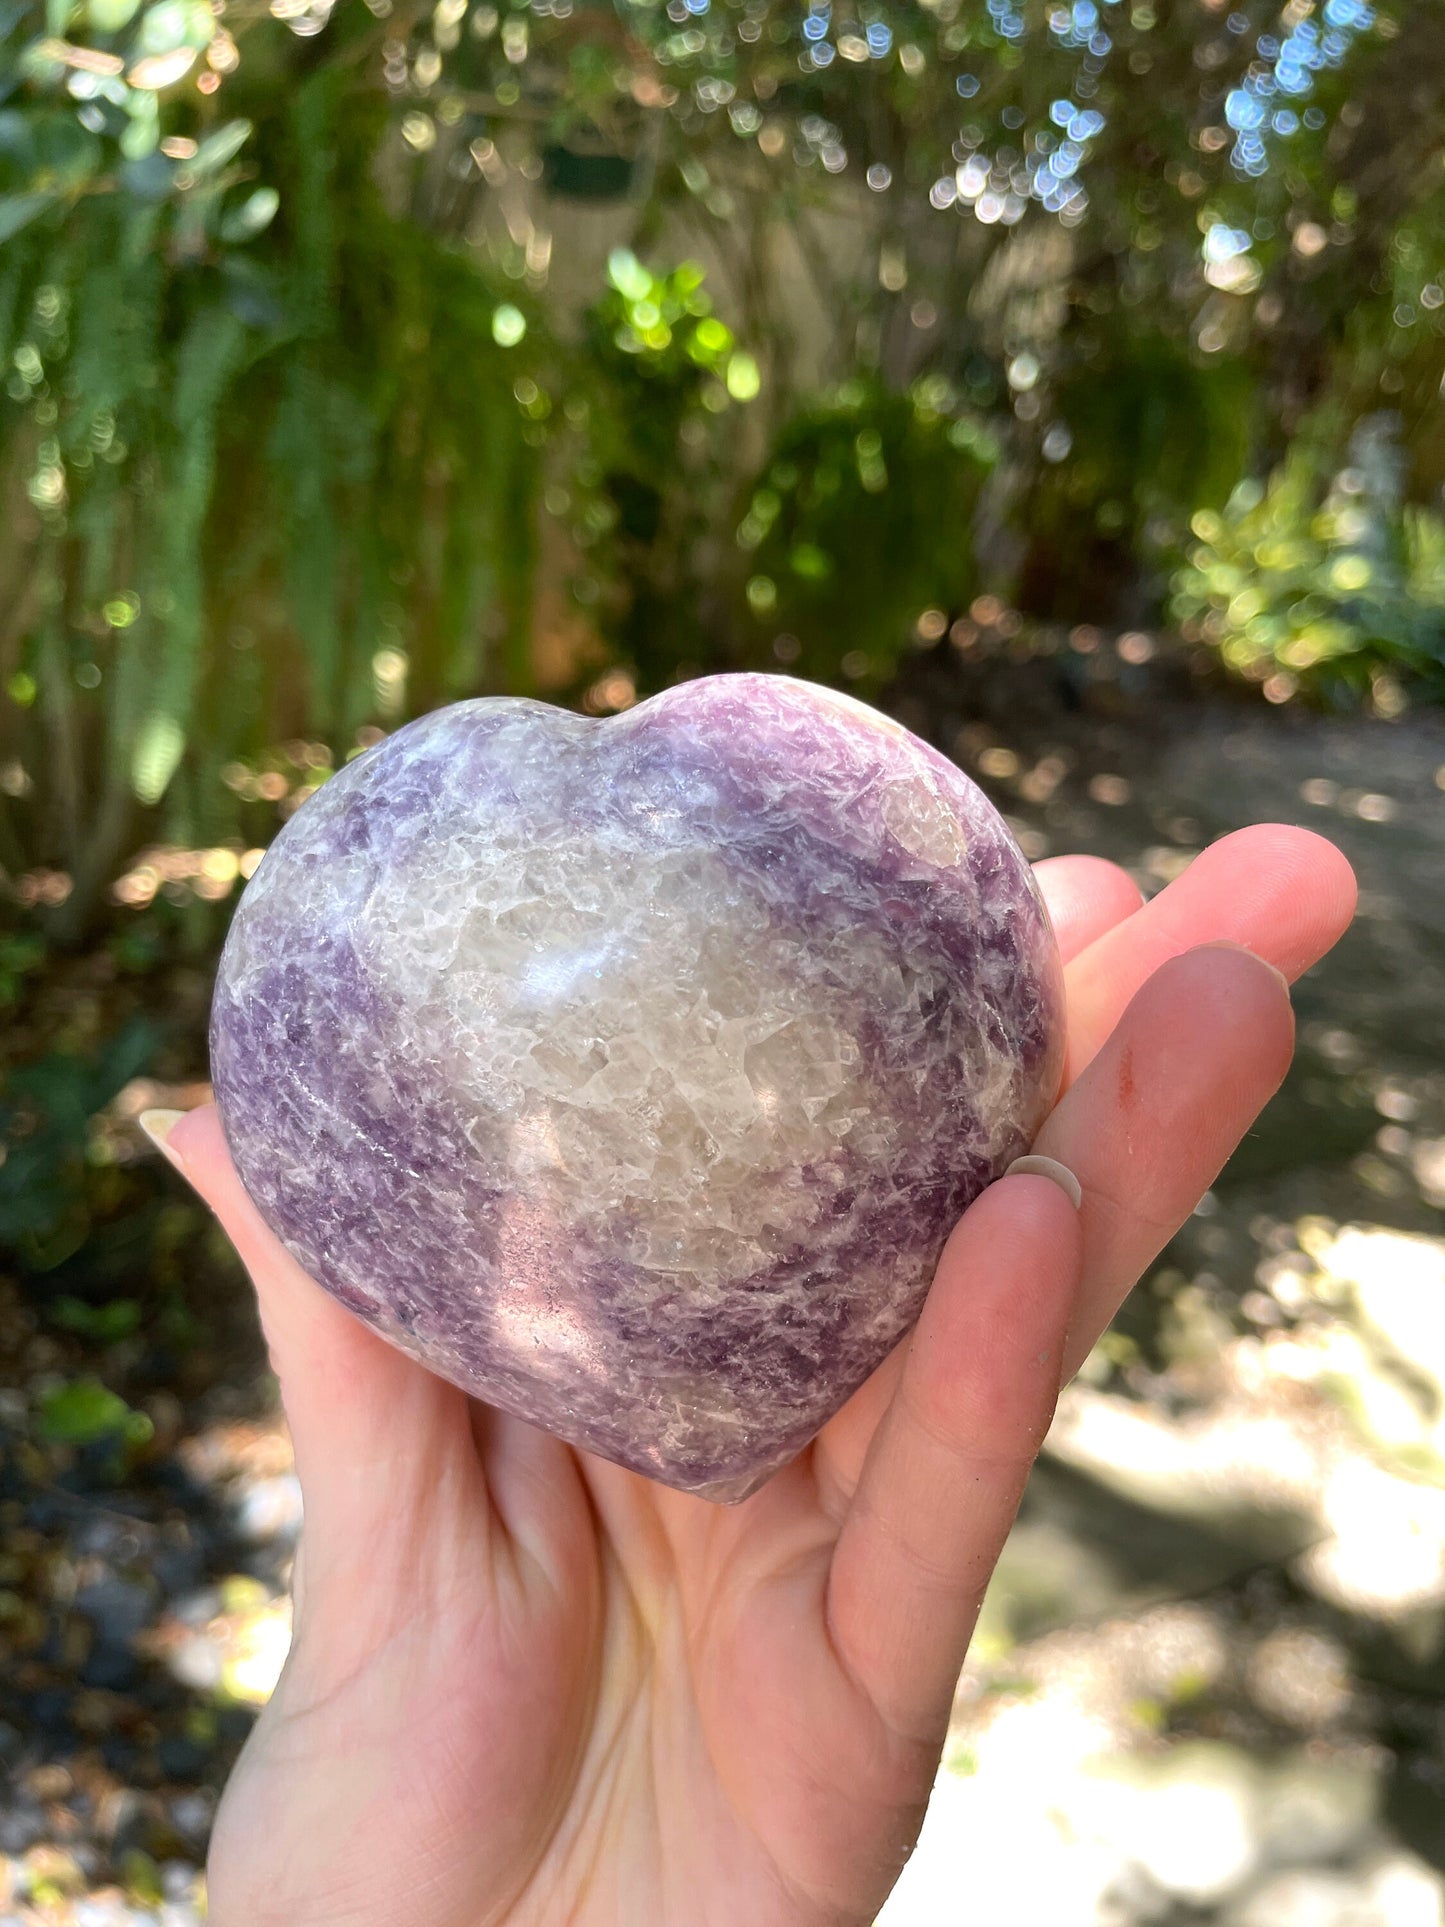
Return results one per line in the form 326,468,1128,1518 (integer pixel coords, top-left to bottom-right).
881,634,1445,1927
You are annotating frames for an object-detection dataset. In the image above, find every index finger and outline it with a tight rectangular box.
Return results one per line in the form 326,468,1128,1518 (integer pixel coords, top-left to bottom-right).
1060,824,1355,1083
1033,854,1145,963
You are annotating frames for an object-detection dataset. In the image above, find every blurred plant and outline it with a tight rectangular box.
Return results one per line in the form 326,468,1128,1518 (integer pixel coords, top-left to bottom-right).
0,930,46,1004
569,248,759,687
1019,331,1257,623
0,0,1443,958
590,249,752,399
1174,415,1445,706
37,1373,153,1450
735,377,996,689
0,8,549,938
0,1016,159,1271
49,1291,142,1341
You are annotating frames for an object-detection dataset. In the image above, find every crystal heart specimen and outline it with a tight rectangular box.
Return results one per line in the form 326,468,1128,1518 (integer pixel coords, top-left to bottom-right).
211,675,1064,1500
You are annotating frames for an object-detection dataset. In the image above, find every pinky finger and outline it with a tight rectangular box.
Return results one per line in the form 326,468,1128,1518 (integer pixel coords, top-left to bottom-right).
824,1172,1082,1748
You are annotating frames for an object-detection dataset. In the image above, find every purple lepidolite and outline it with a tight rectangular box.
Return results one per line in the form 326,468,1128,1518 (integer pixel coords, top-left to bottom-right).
210,674,1065,1500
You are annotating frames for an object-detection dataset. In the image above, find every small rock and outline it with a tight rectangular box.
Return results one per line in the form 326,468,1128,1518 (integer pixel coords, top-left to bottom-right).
28,1686,74,1737
1259,1754,1377,1868
95,1787,143,1842
165,1589,220,1631
165,1794,211,1845
156,1736,207,1781
1232,1852,1445,1927
1234,1868,1373,1927
99,1736,141,1780
74,1900,150,1927
80,1643,141,1692
71,1515,147,1563
1082,1742,1261,1907
163,1633,221,1693
159,1859,198,1899
233,1473,302,1545
149,1541,202,1597
75,1574,158,1648
0,1802,45,1855
25,1761,73,1804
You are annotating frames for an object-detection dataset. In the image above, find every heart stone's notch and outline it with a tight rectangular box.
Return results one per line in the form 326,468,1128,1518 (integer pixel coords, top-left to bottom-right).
210,674,1065,1501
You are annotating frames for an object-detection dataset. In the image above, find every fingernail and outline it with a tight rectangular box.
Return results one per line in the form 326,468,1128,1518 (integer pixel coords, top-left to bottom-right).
1192,939,1291,994
139,1108,187,1169
1004,1154,1083,1211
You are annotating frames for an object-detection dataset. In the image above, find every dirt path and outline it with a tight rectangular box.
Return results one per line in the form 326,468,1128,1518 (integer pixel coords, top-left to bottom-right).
880,645,1445,1927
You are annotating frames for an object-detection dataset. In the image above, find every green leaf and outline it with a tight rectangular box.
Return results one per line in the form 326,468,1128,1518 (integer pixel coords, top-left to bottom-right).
0,108,33,161
119,92,159,157
29,110,102,186
120,149,172,199
491,301,526,347
190,117,251,177
790,540,831,581
88,0,142,28
0,190,57,242
218,183,277,243
38,1375,152,1446
50,1295,142,1342
726,351,761,402
20,37,67,81
131,711,184,803
133,0,211,56
607,247,652,302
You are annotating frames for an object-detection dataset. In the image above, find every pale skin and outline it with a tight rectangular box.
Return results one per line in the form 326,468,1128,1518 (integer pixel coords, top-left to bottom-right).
147,823,1357,1927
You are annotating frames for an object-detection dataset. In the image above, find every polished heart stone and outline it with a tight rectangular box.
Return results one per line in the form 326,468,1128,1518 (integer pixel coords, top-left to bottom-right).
210,674,1065,1501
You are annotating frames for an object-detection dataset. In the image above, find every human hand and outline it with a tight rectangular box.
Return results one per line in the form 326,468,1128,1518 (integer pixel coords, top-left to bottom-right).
147,822,1355,1927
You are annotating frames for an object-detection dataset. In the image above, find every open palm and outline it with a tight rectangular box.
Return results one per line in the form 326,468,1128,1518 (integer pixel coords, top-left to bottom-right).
153,824,1355,1927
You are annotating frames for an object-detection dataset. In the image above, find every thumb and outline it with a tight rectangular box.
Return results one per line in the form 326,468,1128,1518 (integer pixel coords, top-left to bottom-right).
141,1104,475,1575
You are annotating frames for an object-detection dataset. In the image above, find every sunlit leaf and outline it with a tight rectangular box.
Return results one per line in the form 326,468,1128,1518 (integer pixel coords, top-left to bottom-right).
725,351,761,402
131,712,185,804
492,303,526,346
119,91,159,156
218,182,277,241
38,1375,153,1447
87,0,143,30
133,0,211,55
187,117,251,176
607,248,652,303
126,44,198,87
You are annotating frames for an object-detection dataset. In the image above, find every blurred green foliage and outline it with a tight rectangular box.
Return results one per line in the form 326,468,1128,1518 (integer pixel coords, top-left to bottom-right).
0,0,1443,945
738,378,996,682
37,1372,152,1449
1174,419,1445,705
0,1016,159,1269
